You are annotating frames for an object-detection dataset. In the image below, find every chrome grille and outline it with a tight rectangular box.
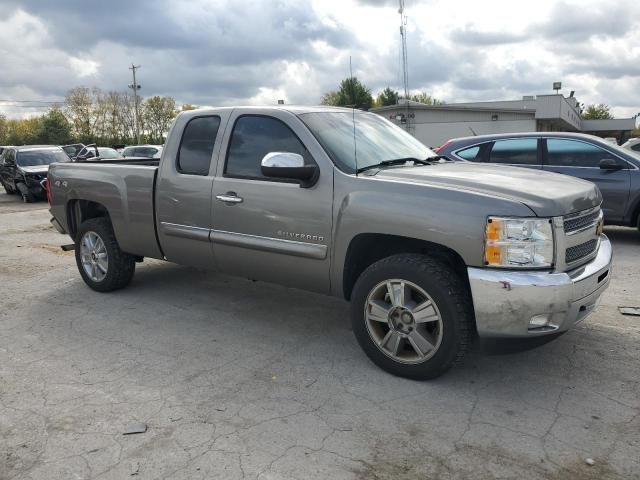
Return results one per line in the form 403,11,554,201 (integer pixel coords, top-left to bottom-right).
565,239,598,264
564,209,601,233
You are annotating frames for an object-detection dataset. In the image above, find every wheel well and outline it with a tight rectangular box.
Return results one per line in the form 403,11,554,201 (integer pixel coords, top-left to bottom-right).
67,200,110,240
342,233,469,300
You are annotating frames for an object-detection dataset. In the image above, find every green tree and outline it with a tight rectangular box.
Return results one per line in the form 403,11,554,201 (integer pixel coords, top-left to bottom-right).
376,87,400,107
582,103,613,120
409,91,444,105
38,108,71,144
181,104,197,111
143,96,177,144
320,90,340,106
4,117,42,145
336,77,373,109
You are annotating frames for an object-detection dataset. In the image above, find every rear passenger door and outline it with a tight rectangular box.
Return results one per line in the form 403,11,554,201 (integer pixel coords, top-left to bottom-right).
542,138,631,221
156,113,229,267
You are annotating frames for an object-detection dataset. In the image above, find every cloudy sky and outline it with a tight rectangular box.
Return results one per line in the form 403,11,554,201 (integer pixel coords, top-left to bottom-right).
1,0,639,118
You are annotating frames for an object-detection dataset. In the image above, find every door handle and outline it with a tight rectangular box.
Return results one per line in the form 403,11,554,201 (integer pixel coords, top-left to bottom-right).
216,192,243,204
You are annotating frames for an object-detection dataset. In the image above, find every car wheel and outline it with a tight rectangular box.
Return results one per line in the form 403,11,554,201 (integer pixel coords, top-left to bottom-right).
15,183,35,202
351,254,473,380
75,218,135,292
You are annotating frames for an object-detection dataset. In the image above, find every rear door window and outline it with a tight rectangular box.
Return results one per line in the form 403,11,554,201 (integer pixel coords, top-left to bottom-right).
488,138,539,165
177,116,221,175
455,145,481,161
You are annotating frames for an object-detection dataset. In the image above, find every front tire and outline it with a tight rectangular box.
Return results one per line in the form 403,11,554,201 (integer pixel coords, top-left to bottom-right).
15,183,35,202
75,218,135,292
351,254,473,380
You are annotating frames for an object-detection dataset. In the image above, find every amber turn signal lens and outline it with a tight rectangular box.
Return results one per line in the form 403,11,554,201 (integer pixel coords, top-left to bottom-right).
485,245,502,265
486,219,502,241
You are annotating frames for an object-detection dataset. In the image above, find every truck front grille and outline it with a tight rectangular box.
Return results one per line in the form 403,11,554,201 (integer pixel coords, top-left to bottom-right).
565,239,598,264
563,209,601,234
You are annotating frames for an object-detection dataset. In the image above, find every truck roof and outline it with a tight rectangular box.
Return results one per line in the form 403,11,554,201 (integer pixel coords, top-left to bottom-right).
178,105,356,119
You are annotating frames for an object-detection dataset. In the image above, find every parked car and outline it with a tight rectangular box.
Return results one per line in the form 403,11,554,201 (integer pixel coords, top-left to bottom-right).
122,145,163,158
48,107,612,379
622,137,640,153
97,147,123,159
435,132,640,230
0,145,70,201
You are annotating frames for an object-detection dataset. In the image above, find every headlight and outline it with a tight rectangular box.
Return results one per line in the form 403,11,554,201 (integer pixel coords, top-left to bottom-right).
485,217,554,268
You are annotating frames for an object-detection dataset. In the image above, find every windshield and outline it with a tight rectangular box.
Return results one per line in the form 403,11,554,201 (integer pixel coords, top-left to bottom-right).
17,149,70,167
300,111,434,173
98,148,122,159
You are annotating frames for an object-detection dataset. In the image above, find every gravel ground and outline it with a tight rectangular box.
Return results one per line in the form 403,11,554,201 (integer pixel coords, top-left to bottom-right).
1,191,639,480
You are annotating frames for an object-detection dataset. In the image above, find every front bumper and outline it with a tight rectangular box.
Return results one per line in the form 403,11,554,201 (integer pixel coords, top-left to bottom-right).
468,235,612,337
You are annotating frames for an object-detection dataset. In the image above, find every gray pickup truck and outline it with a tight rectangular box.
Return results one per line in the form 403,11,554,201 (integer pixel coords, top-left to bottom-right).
48,106,613,379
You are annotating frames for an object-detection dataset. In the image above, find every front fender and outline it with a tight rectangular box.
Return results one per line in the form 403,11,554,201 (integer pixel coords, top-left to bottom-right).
330,175,535,297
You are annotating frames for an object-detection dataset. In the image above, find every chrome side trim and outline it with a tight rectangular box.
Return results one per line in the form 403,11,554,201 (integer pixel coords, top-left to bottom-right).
211,229,328,260
159,222,210,242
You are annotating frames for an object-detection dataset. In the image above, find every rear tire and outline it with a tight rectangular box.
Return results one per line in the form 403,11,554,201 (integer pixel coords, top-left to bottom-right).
350,254,473,380
16,183,35,202
75,218,135,292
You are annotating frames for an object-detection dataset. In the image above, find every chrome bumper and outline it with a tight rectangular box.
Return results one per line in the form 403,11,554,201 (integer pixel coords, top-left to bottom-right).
468,235,613,337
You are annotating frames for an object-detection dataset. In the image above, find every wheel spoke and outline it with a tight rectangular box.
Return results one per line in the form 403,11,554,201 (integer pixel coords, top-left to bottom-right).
367,299,391,323
380,330,402,355
96,258,108,274
407,329,435,357
413,300,439,323
386,281,407,307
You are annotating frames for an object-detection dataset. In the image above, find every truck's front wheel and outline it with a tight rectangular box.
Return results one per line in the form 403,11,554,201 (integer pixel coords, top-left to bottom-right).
351,254,473,380
75,218,135,292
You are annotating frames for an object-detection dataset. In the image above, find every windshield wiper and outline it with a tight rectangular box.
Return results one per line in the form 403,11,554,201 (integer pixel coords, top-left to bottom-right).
356,155,452,174
356,159,412,174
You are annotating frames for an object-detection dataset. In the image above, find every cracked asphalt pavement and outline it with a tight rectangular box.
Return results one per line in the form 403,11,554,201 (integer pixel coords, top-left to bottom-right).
1,192,639,479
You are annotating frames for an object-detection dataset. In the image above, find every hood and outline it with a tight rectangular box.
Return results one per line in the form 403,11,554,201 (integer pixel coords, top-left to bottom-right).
373,162,601,217
19,165,50,174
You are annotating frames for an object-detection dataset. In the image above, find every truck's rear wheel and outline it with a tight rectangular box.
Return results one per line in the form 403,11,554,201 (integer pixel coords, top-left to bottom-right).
350,254,473,380
75,218,135,292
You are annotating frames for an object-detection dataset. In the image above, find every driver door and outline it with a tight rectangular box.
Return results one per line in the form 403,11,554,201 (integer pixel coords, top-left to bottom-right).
210,109,333,294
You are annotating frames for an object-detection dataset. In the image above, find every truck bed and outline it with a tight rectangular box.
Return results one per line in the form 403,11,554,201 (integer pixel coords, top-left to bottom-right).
48,161,163,259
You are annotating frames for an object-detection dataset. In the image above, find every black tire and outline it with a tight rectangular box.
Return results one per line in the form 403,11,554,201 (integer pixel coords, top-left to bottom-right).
15,182,35,202
75,217,135,292
350,254,473,380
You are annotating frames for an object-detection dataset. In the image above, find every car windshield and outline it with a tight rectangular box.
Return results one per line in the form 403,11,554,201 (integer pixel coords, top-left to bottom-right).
98,148,122,159
300,111,435,173
17,149,70,166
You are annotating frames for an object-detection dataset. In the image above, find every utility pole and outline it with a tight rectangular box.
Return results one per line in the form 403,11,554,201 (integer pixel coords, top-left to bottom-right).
128,64,141,144
398,0,411,133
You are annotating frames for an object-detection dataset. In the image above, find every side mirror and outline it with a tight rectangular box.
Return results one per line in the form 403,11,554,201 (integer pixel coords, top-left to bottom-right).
599,158,622,171
261,152,319,188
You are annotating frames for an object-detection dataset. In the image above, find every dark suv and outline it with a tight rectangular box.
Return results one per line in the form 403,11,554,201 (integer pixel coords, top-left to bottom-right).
0,146,70,202
436,132,640,229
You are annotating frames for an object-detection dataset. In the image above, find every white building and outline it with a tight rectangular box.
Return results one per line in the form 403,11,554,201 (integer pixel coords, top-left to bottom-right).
371,94,637,148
